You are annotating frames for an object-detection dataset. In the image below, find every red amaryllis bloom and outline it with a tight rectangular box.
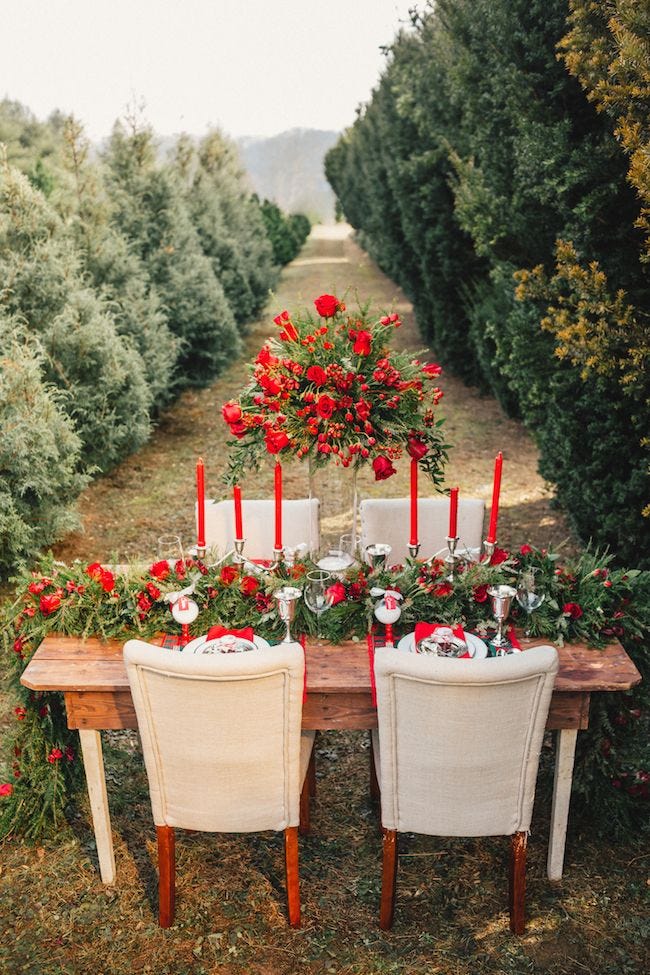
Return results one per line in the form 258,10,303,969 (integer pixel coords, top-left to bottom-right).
47,748,64,764
422,363,442,377
325,580,346,606
316,394,336,419
240,575,260,596
220,565,238,585
265,428,291,454
433,582,453,597
519,544,533,556
39,593,62,616
407,436,428,461
222,401,242,424
0,783,13,797
150,560,171,580
314,294,340,318
353,330,372,356
372,455,397,481
473,583,489,603
306,365,328,387
563,602,583,619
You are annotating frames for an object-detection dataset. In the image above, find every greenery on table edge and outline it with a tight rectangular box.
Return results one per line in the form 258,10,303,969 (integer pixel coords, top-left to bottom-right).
1,545,648,840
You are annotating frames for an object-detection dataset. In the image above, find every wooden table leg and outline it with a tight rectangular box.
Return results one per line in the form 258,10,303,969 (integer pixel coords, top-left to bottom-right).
78,729,116,885
547,728,578,881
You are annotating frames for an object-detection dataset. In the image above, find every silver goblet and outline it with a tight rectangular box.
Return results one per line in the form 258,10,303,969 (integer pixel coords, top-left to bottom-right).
365,543,391,571
487,584,517,654
275,586,302,643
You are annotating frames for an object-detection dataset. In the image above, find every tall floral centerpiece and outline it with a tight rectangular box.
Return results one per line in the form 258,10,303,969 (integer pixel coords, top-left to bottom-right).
222,294,449,548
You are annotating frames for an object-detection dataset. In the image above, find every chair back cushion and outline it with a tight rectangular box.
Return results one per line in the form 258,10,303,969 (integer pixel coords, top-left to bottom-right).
374,645,558,836
360,497,484,564
201,498,320,560
124,640,305,832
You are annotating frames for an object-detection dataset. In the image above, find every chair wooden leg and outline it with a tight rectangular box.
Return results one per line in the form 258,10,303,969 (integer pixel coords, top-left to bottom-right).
369,733,380,802
380,828,398,930
299,770,311,835
307,745,317,798
284,826,301,928
157,825,175,928
509,831,527,934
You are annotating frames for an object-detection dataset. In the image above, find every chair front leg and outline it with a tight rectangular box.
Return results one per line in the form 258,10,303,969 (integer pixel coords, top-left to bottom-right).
509,831,527,934
299,771,311,835
308,745,317,798
380,828,398,930
284,826,301,928
157,825,176,928
369,733,380,802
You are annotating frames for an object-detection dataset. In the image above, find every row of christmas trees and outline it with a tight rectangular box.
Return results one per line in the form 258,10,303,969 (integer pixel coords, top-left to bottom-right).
0,100,310,573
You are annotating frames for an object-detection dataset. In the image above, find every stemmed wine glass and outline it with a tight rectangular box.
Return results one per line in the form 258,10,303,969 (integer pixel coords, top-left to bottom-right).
516,568,545,640
157,534,184,568
303,570,333,645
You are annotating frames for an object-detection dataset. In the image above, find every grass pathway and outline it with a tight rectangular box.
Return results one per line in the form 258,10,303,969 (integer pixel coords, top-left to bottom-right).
54,224,577,564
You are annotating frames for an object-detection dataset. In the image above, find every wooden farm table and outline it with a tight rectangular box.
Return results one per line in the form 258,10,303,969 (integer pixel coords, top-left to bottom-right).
21,634,641,887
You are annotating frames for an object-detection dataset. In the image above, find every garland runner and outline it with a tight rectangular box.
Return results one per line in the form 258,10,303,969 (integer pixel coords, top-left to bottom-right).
1,545,649,839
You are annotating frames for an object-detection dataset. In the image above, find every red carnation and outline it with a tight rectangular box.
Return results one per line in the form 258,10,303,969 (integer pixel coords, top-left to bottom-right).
407,436,428,461
316,394,336,419
325,580,346,606
372,455,397,481
222,401,242,424
306,365,328,387
422,363,442,377
240,575,260,596
265,428,291,454
353,330,372,356
0,783,13,797
150,560,170,580
314,294,340,318
563,602,583,619
220,565,238,585
39,593,62,616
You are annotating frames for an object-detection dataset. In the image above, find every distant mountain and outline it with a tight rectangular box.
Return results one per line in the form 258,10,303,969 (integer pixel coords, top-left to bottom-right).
237,128,340,224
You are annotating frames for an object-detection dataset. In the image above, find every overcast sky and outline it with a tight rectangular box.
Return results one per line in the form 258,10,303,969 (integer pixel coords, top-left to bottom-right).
2,0,419,140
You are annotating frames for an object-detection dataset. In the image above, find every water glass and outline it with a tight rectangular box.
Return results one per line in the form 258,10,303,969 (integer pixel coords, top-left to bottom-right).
516,569,545,640
157,534,184,567
303,570,333,644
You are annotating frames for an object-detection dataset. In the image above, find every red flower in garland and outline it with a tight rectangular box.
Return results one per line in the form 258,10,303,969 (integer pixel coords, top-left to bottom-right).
0,783,13,797
220,565,239,585
519,544,534,556
563,602,583,619
39,593,62,616
241,575,260,596
433,582,454,597
222,401,242,424
306,365,328,387
265,428,291,454
316,394,336,419
47,748,64,764
256,346,278,367
145,582,161,601
489,547,509,566
353,330,372,356
325,580,346,606
14,707,26,720
229,420,248,439
314,294,340,318
85,563,115,592
150,560,171,580
422,363,442,377
473,584,489,603
372,456,397,481
407,436,428,461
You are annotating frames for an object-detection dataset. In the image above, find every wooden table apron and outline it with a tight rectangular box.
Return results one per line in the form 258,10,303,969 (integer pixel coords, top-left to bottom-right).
21,635,641,887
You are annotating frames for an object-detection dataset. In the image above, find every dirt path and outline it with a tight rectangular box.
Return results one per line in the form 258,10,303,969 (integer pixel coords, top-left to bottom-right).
54,224,577,563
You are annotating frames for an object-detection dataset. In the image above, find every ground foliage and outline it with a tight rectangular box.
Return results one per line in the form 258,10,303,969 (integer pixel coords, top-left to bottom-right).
325,0,650,565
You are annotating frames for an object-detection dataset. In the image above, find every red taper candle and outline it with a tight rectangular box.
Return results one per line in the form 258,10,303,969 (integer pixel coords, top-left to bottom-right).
409,459,418,546
486,452,503,544
196,457,206,549
233,484,243,539
449,486,459,538
274,462,283,550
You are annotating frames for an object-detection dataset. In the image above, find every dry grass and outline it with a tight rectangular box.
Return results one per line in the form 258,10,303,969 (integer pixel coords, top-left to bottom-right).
2,227,646,975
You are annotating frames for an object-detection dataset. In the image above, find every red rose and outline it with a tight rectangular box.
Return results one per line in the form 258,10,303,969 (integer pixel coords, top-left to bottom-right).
519,544,533,556
422,363,442,377
353,330,372,356
265,428,290,454
0,783,13,797
220,565,238,585
39,593,62,616
47,748,63,764
306,365,328,387
372,455,397,481
433,582,454,597
316,394,336,419
407,436,428,461
240,575,260,596
222,401,242,424
229,420,248,439
563,602,583,619
150,560,170,580
325,580,346,606
314,294,340,318
473,584,489,603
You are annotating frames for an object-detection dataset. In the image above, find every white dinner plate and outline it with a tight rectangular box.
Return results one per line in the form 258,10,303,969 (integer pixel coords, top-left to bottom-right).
396,631,488,659
183,634,271,654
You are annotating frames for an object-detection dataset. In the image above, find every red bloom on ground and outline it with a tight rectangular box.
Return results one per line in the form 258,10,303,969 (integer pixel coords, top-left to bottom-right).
220,565,238,585
519,544,534,556
372,456,397,481
47,748,64,764
65,746,75,762
240,575,260,596
14,707,26,720
39,593,62,616
353,330,372,356
563,602,583,619
316,394,336,419
306,365,328,387
325,580,346,606
265,428,291,454
407,436,428,461
222,401,242,424
150,560,171,580
473,584,489,603
314,294,340,318
422,363,442,377
0,783,13,797
433,582,454,597
13,637,24,656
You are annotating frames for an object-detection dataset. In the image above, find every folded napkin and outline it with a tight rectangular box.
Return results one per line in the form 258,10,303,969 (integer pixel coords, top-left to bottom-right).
206,625,255,643
414,622,471,658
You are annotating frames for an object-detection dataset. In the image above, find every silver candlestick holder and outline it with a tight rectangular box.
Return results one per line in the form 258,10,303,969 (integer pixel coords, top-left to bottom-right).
445,535,460,580
365,543,392,571
233,538,245,564
408,542,421,559
270,546,285,570
195,545,206,561
483,538,496,561
487,584,517,654
275,586,302,643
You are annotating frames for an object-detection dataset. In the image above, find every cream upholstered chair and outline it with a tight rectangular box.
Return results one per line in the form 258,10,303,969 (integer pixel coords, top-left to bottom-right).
123,639,315,928
372,644,558,932
201,498,320,560
359,497,485,564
